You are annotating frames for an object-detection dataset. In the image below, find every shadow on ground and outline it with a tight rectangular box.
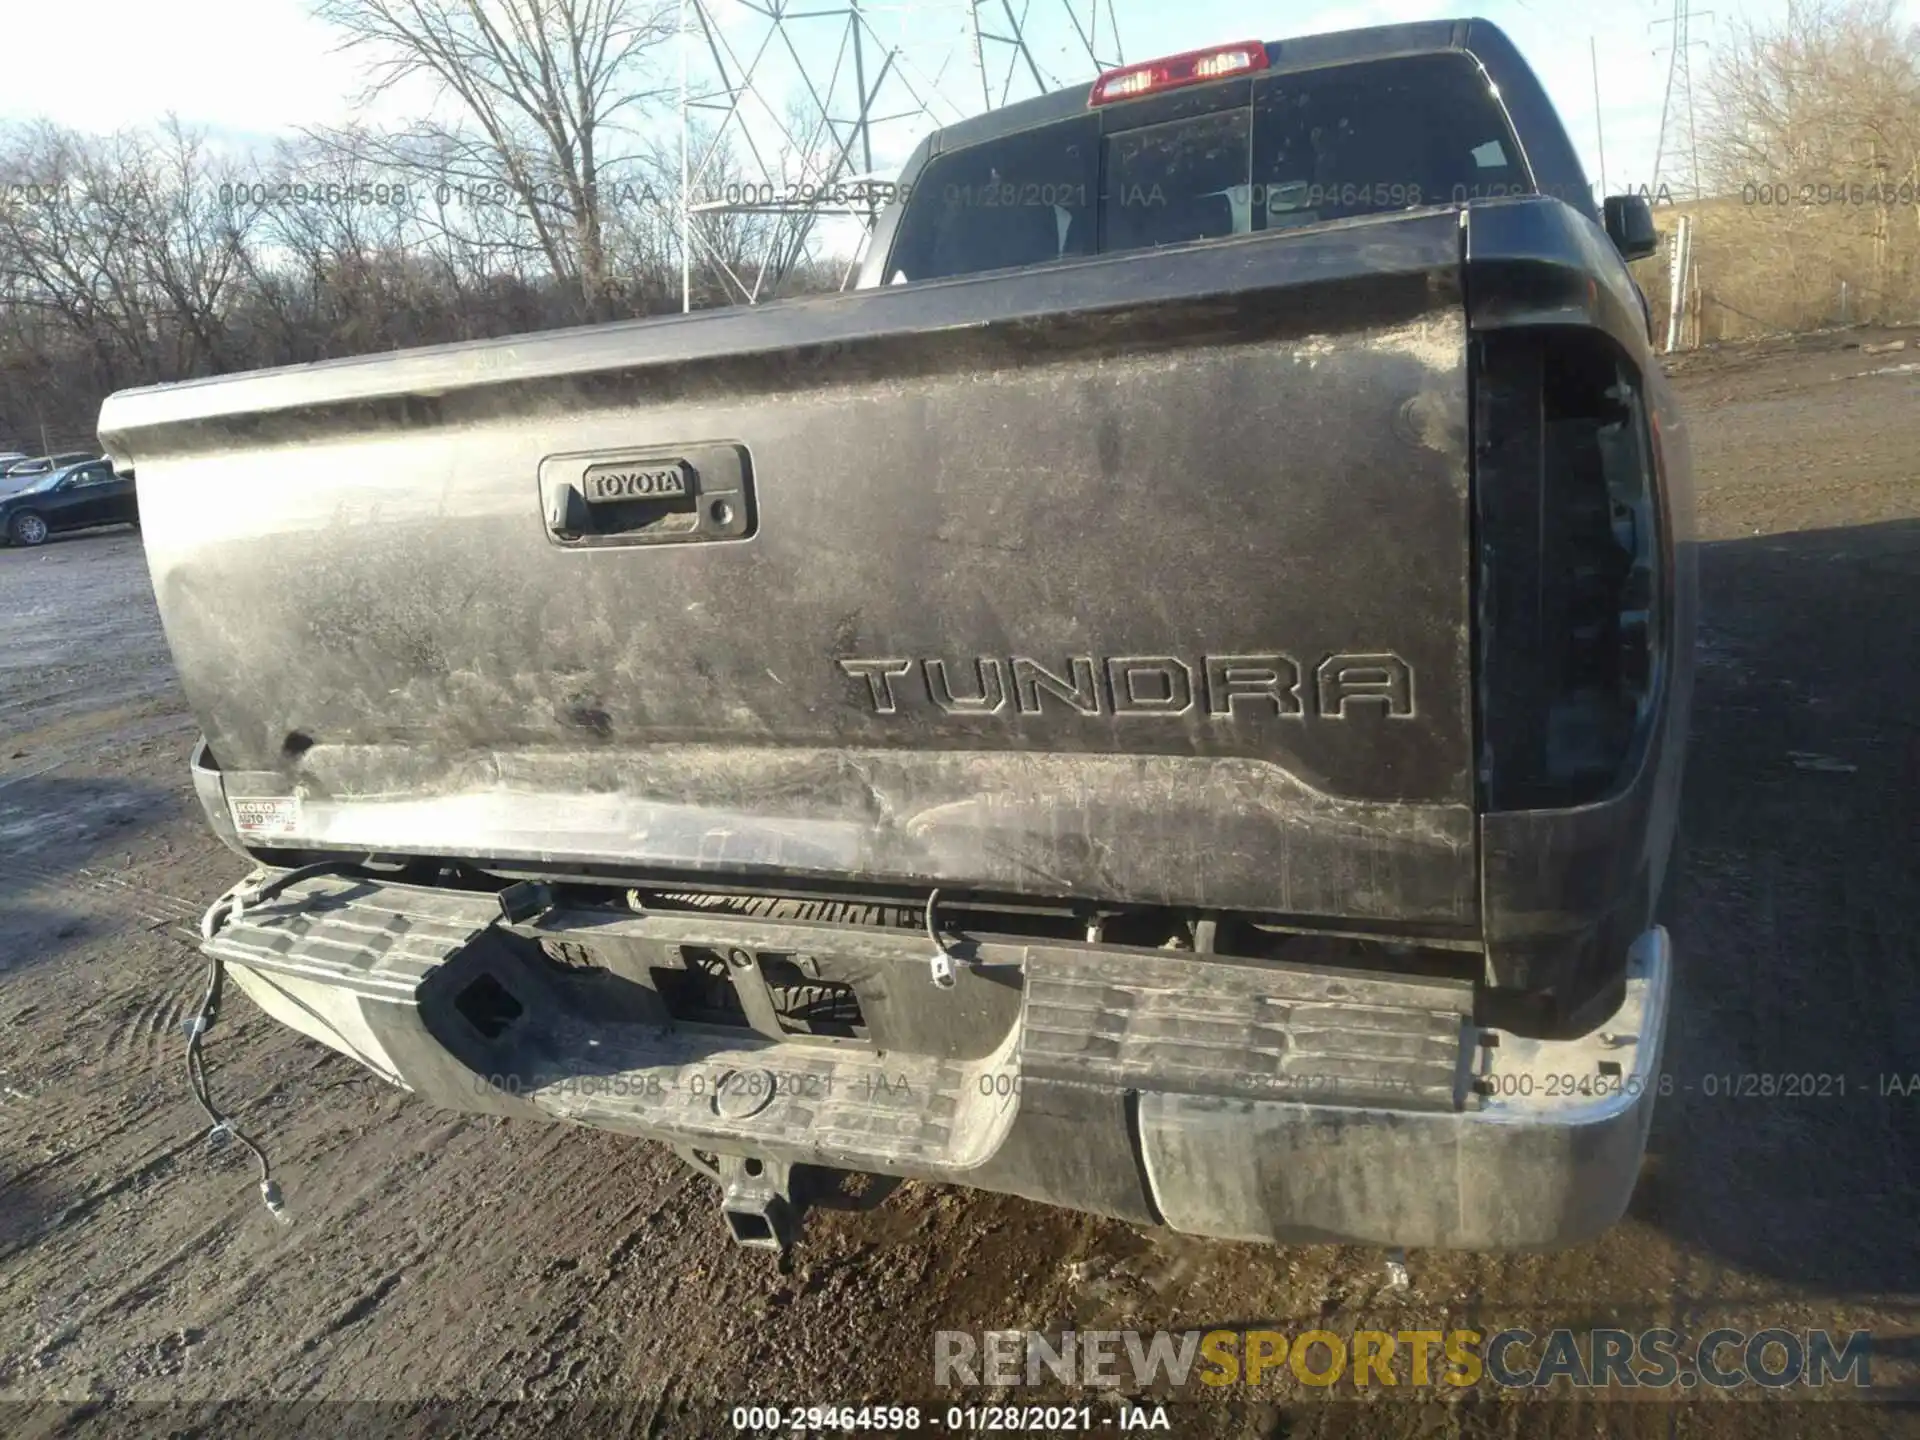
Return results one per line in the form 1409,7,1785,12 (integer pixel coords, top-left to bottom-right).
0,776,184,979
1636,518,1919,1295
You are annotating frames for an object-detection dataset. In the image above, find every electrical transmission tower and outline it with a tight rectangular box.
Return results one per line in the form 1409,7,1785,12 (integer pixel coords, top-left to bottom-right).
676,0,1125,310
1650,0,1712,199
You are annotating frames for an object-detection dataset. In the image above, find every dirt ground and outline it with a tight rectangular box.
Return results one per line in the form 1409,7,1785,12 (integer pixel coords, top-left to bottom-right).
1,328,1916,1439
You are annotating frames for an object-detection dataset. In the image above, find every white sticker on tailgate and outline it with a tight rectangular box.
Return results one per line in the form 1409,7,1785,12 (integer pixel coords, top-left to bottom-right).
230,796,301,836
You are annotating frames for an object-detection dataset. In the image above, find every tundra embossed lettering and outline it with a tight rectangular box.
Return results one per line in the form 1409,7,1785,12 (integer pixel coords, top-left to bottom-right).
838,654,1416,718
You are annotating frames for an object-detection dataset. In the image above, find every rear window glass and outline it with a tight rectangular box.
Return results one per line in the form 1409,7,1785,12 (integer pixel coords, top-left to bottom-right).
1250,53,1528,228
885,52,1527,282
1101,109,1251,252
884,117,1098,284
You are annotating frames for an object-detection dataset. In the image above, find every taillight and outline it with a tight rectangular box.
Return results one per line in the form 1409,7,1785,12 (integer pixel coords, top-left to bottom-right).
1475,330,1665,810
1088,41,1268,106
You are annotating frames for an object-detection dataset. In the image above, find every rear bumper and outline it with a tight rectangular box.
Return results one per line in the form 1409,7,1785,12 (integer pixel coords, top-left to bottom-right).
205,871,1668,1251
1142,926,1670,1250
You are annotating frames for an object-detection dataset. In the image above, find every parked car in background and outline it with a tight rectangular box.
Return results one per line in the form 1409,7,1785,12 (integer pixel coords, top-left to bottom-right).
0,452,105,498
0,459,138,546
2,450,97,479
0,452,29,469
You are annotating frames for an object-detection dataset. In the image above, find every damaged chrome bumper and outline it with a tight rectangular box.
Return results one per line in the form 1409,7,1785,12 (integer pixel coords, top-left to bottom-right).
203,869,1670,1251
1140,926,1671,1249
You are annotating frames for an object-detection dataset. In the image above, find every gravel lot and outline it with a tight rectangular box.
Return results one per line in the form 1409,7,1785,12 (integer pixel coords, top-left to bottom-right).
1,330,1916,1438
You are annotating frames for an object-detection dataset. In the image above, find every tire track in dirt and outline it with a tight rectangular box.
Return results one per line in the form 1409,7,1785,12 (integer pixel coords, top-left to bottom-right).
100,971,205,1072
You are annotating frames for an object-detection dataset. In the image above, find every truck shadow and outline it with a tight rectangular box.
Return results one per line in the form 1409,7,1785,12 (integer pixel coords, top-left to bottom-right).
0,1176,73,1319
1636,516,1919,1295
0,775,187,979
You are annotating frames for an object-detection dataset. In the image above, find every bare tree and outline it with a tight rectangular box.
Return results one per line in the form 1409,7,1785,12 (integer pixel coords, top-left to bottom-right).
0,32,834,448
0,124,160,387
1695,0,1920,330
308,0,676,320
128,120,256,375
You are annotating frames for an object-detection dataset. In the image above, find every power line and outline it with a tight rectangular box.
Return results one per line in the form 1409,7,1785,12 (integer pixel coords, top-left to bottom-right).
675,0,1123,309
1650,0,1712,198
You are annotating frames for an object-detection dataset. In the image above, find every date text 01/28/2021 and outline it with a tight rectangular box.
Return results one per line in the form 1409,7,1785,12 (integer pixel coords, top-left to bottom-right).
1480,1071,1859,1099
730,1405,1172,1432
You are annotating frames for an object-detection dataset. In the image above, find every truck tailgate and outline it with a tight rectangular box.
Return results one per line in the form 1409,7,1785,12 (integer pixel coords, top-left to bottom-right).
101,210,1476,923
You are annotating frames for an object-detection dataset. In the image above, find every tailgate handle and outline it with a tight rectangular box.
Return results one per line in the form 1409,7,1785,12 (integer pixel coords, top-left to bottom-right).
555,460,697,539
540,444,754,548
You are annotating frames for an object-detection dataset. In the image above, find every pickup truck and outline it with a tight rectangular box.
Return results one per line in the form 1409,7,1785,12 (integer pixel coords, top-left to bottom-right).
100,17,1694,1255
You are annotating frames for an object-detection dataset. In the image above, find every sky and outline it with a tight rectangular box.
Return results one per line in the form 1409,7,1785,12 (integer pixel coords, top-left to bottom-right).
3,0,1917,204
